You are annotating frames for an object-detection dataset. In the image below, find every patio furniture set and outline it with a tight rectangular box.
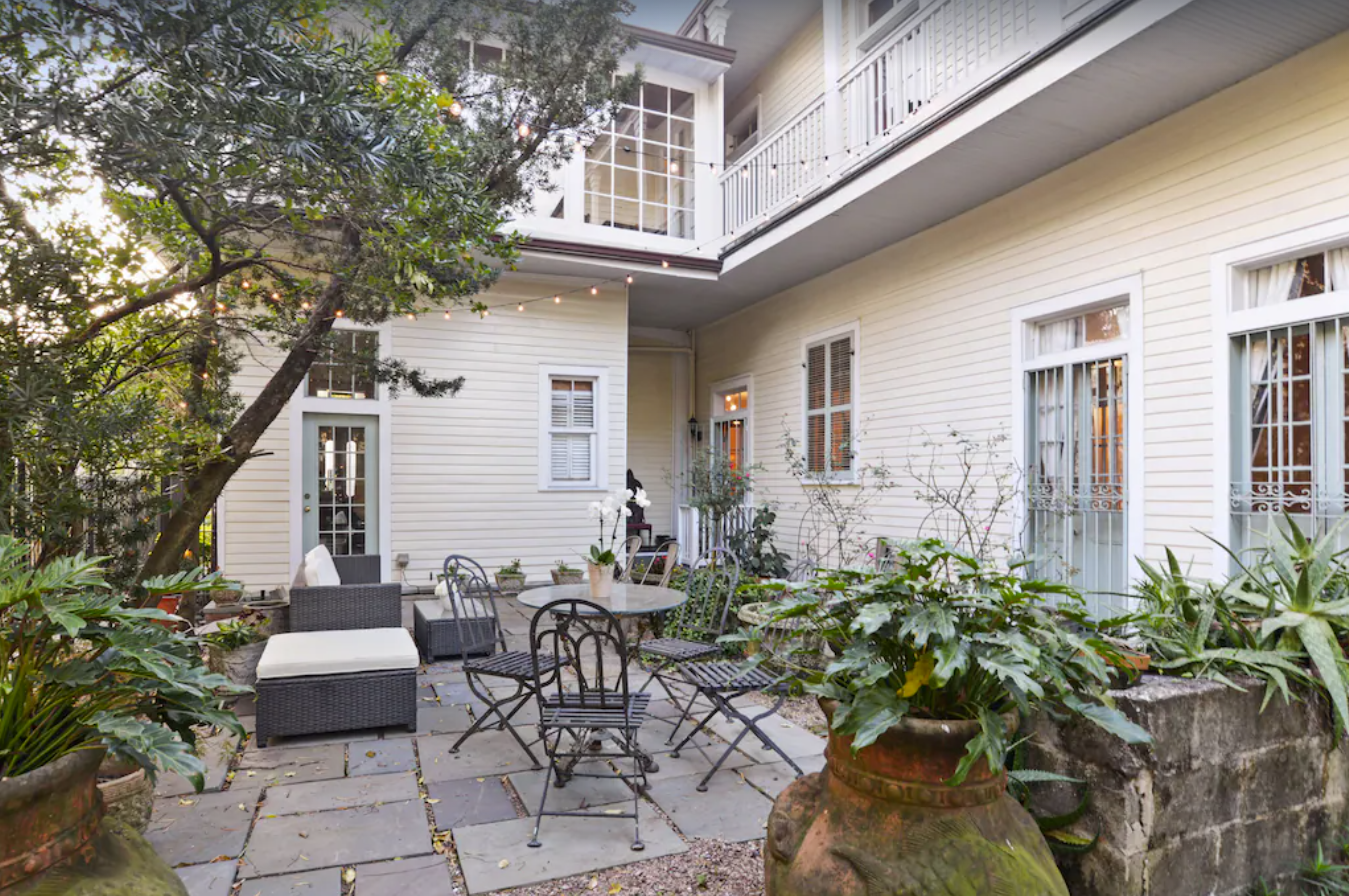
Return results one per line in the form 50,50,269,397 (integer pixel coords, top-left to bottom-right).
250,541,803,851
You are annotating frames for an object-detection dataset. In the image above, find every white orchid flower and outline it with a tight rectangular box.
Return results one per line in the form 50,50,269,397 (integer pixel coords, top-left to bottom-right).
621,506,633,518
624,488,635,502
587,501,603,520
634,488,652,509
600,504,619,522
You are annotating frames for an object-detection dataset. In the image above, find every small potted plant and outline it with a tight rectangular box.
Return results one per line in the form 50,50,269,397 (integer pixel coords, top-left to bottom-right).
495,559,527,595
551,560,584,586
755,539,1151,896
203,614,268,686
586,487,650,598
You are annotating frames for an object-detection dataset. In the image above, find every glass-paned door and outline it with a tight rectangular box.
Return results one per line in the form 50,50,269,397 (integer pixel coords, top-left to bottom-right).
711,386,749,472
302,415,378,557
1026,357,1127,615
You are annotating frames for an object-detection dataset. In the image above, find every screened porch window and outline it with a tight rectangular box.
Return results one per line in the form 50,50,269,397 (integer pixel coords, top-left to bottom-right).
805,334,854,479
1229,246,1349,550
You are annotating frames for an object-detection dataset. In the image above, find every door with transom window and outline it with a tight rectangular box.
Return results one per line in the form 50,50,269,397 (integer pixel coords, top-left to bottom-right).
301,415,379,559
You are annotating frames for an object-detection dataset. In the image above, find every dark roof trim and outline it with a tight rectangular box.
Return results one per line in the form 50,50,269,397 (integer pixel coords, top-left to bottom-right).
623,24,737,65
719,0,1140,258
524,237,723,273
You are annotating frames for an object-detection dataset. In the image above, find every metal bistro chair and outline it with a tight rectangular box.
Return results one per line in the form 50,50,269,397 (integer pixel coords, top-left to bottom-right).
528,599,650,852
443,555,563,767
636,548,740,743
633,540,680,589
616,535,644,583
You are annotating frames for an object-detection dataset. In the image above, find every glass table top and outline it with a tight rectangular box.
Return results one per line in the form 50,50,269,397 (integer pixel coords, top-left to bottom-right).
516,583,688,617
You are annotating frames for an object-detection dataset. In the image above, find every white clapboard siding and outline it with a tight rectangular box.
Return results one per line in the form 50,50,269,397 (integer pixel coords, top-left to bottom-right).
694,32,1349,580
626,351,676,538
727,10,825,139
220,279,628,593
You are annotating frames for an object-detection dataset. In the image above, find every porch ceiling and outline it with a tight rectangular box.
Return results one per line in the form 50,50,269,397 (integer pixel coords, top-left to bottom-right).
627,0,1349,330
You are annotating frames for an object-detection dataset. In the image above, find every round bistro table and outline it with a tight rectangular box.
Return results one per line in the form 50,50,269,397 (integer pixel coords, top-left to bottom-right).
517,582,688,775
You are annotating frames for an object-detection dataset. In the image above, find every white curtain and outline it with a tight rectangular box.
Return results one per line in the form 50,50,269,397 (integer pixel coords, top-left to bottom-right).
1037,318,1077,355
1329,248,1349,294
1247,262,1298,475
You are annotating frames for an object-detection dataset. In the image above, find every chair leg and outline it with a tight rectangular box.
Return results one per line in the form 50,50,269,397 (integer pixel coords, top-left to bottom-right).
694,691,804,792
449,678,542,768
528,729,563,848
668,699,720,759
630,737,645,852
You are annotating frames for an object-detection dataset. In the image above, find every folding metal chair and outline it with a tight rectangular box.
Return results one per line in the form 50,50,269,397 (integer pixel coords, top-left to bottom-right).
443,555,563,767
633,539,680,589
616,535,644,583
636,548,740,743
527,599,650,851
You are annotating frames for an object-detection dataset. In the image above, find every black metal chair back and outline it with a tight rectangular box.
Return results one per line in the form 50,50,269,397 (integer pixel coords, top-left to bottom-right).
441,554,506,662
529,599,632,715
672,548,741,643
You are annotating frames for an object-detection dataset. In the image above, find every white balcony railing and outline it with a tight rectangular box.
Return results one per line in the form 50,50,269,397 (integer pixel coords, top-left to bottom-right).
677,503,755,558
720,96,826,236
721,0,1041,234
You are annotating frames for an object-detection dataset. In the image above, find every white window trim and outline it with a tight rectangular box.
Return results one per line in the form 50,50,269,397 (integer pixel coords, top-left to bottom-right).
855,0,920,54
710,373,755,500
287,319,393,583
539,364,610,491
800,321,861,485
1010,275,1144,587
1211,214,1349,571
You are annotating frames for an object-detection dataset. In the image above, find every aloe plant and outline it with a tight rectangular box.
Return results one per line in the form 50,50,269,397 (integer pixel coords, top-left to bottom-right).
0,536,246,786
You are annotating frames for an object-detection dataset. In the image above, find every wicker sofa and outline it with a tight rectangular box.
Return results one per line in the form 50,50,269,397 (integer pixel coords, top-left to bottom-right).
254,577,416,745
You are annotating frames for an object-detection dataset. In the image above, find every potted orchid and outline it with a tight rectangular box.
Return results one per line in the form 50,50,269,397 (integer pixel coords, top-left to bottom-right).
586,487,651,598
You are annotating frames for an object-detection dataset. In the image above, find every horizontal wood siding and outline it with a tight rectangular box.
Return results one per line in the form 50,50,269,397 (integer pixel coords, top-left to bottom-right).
730,10,826,138
695,32,1349,579
626,351,676,540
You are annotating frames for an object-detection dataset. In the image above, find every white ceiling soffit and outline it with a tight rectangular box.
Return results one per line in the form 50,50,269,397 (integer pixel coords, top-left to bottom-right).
627,0,1349,329
716,0,821,102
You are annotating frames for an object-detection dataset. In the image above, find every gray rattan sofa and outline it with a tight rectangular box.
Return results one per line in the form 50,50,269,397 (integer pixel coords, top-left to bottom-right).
255,578,416,745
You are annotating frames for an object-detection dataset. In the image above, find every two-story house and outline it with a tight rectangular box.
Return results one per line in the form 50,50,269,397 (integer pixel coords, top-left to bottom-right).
219,0,1349,609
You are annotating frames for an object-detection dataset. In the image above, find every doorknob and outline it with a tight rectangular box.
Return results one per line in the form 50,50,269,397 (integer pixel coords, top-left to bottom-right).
304,506,312,513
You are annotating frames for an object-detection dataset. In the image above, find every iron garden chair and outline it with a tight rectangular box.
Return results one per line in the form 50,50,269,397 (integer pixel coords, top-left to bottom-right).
441,555,563,767
527,598,650,852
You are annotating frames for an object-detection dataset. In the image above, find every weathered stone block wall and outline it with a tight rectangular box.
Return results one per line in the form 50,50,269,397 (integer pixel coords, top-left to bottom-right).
1031,675,1349,896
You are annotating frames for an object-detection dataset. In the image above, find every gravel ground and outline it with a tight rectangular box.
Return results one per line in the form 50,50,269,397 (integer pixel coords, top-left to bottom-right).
489,839,765,896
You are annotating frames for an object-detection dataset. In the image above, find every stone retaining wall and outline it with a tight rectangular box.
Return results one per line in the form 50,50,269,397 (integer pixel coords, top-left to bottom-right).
1031,675,1349,896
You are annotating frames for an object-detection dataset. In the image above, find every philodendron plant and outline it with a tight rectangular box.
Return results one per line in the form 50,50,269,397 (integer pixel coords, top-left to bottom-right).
758,539,1151,784
0,535,247,787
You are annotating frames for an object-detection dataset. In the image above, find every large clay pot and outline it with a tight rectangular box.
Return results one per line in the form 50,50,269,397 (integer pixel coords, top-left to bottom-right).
765,703,1068,896
0,749,186,895
97,756,154,834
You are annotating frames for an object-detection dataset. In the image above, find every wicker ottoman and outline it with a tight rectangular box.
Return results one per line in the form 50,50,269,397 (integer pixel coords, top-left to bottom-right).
414,599,499,661
255,627,419,744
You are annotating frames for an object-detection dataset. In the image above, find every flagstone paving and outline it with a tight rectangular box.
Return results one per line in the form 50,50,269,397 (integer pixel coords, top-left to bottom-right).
154,595,828,895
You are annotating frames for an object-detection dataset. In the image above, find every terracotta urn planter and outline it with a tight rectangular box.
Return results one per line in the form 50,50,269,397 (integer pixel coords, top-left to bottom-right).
0,749,187,895
765,703,1067,896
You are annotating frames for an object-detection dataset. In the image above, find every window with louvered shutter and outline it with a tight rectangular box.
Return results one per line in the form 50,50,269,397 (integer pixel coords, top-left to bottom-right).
804,333,855,478
548,378,597,485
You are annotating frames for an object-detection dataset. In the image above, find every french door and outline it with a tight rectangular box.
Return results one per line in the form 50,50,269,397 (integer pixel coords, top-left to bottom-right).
301,414,379,558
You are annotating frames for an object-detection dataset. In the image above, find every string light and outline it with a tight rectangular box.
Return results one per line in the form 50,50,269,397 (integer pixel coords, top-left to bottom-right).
517,303,525,312
241,280,251,290
270,291,281,301
590,286,598,295
376,71,389,85
215,302,226,312
334,309,344,318
449,101,464,118
740,168,749,179
517,122,531,138
553,295,562,303
668,160,679,175
444,310,452,319
406,313,417,321
625,275,634,285
661,260,670,269
301,301,311,310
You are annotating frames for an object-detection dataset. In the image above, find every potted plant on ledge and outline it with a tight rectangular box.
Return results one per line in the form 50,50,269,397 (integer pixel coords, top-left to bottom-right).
203,613,269,686
495,559,527,595
551,560,584,586
755,539,1151,896
0,536,247,895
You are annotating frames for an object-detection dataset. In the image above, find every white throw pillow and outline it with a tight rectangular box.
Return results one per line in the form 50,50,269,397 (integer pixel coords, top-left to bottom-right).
303,544,342,587
435,579,489,619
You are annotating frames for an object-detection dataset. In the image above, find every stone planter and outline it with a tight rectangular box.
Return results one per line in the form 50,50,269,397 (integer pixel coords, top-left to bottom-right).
495,572,527,595
0,749,186,895
206,641,266,687
765,702,1066,896
210,588,242,606
243,600,288,637
96,757,153,834
737,601,828,671
551,569,584,586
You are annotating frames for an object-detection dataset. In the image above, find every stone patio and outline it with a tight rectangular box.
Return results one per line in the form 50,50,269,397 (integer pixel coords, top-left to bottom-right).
152,596,826,895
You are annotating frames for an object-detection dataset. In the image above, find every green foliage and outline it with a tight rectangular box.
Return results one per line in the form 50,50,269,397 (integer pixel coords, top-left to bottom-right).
0,535,247,785
498,558,524,576
554,559,580,574
759,539,1150,785
1006,735,1098,855
675,448,759,536
728,505,790,579
1125,517,1349,736
1250,831,1349,895
202,617,265,651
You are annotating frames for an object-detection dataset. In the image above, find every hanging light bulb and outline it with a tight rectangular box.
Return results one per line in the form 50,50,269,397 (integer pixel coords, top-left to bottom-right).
740,167,749,179
270,291,281,301
406,313,416,321
449,100,464,117
517,303,525,312
668,159,679,175
590,286,599,295
301,301,311,310
376,71,389,85
241,279,252,290
334,309,344,318
770,165,778,177
517,122,531,138
553,295,562,304
661,260,670,269
483,309,491,317
215,302,227,312
444,310,452,319
625,275,634,285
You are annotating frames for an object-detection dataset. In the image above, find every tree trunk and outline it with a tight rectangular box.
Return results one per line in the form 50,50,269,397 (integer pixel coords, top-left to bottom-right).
136,279,345,591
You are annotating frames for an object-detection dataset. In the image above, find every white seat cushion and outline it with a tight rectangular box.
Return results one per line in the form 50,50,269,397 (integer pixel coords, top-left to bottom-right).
302,544,342,588
256,628,419,680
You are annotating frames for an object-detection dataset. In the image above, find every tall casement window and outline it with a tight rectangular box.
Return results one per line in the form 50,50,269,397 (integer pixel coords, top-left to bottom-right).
307,330,378,400
1228,246,1349,552
803,328,856,480
1021,299,1132,614
584,81,696,239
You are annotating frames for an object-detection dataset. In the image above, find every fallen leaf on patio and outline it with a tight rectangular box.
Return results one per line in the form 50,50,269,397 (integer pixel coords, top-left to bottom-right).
238,804,247,811
433,841,446,854
603,809,623,816
284,772,296,777
588,877,599,890
246,770,257,776
298,831,308,838
609,885,622,894
343,869,356,884
426,798,441,804
498,859,510,869
366,751,377,758
476,778,485,783
422,697,437,702
178,798,195,806
299,854,308,861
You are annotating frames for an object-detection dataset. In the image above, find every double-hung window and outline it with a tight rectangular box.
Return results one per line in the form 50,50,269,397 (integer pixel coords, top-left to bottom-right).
1227,245,1349,552
804,328,856,480
307,330,378,400
543,372,601,489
